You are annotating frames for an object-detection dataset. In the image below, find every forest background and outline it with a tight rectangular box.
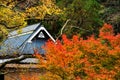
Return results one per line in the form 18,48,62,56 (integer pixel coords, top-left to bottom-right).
0,0,120,42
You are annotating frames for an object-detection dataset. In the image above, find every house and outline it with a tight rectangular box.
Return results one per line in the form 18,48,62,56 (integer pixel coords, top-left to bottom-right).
0,23,55,80
0,23,55,56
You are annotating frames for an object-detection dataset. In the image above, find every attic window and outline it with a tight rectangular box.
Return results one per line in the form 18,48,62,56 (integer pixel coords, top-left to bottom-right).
38,32,45,38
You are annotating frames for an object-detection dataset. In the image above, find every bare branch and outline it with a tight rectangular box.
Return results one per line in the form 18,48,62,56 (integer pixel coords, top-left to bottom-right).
56,19,71,41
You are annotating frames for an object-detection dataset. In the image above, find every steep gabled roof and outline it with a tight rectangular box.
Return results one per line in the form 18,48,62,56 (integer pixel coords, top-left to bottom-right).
19,25,56,54
0,23,55,55
2,23,41,51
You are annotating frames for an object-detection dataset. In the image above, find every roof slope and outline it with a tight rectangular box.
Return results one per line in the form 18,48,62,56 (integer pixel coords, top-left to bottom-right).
0,23,41,55
8,23,40,37
0,23,55,55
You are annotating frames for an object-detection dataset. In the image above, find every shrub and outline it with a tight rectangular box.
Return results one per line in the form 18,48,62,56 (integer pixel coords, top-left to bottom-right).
35,23,120,80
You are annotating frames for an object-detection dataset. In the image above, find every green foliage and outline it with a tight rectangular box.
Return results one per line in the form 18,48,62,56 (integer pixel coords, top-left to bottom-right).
56,0,103,38
98,0,120,34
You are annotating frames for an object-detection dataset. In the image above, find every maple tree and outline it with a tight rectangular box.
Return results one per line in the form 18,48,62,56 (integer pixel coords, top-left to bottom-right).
35,24,120,80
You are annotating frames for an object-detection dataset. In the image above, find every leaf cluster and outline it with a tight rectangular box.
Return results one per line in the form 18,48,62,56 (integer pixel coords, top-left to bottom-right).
35,24,120,79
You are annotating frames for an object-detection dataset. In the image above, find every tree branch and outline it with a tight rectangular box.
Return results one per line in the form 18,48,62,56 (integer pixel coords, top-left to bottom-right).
56,19,71,41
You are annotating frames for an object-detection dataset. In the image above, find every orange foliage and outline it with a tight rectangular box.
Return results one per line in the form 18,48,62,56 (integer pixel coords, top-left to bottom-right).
34,23,120,80
20,73,40,80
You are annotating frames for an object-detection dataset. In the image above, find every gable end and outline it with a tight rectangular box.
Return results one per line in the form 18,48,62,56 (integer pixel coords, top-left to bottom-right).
27,25,55,43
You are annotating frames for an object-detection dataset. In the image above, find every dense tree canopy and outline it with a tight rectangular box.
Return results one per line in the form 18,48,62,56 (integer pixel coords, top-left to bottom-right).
35,24,120,80
56,0,103,37
0,0,61,42
0,0,119,41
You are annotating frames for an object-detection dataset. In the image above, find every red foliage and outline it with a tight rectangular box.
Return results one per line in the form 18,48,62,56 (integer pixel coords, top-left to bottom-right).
35,23,120,79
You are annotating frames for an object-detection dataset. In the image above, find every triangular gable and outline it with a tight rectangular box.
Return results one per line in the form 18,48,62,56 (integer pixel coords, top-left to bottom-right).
0,23,56,55
27,25,56,43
